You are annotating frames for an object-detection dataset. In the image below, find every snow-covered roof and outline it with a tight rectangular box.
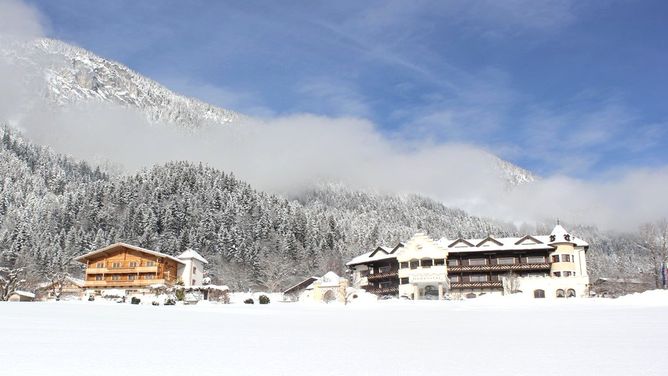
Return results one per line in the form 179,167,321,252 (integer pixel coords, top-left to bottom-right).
283,277,319,295
437,233,588,254
37,276,85,289
317,271,343,288
74,242,185,265
347,226,589,263
346,243,403,266
177,249,208,264
65,276,85,287
12,290,35,298
549,224,575,244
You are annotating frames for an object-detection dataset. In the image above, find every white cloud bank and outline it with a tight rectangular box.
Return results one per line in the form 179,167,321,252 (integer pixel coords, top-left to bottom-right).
0,0,45,38
6,97,668,231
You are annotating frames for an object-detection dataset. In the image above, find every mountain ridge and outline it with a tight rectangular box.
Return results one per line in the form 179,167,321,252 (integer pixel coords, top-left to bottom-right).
0,36,536,186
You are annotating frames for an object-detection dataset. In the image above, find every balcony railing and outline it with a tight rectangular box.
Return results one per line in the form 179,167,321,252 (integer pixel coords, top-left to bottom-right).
83,279,166,288
447,263,550,273
86,266,159,274
450,282,503,289
367,271,399,282
364,286,399,295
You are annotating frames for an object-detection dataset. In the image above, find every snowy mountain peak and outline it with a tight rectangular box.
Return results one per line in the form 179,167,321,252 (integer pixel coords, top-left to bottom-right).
0,37,240,128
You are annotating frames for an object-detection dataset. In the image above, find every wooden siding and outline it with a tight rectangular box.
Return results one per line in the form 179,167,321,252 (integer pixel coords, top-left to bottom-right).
82,245,180,288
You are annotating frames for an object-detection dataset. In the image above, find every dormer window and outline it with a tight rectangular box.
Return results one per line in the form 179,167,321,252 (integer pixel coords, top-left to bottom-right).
564,234,571,241
550,235,556,242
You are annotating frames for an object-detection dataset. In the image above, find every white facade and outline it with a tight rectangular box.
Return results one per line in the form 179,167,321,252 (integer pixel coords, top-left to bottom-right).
293,272,349,303
395,233,449,300
177,249,208,287
347,224,591,300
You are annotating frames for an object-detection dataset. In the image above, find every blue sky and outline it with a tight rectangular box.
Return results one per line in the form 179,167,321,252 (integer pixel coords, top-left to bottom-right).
26,0,668,178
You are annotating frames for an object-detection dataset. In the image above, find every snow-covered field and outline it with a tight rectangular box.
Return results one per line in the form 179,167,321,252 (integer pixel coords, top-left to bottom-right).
1,292,667,376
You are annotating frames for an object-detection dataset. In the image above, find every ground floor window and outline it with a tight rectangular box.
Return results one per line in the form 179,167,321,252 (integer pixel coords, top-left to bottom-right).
556,289,565,298
567,289,576,298
534,289,545,298
400,277,409,285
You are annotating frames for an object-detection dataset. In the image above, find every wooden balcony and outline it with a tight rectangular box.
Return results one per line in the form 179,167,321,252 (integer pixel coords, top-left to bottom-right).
86,266,159,274
447,263,550,273
450,282,503,289
364,286,399,295
83,279,166,288
367,271,399,282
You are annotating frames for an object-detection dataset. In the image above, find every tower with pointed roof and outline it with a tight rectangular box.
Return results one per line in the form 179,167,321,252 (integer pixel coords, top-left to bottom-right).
177,249,208,287
547,224,588,292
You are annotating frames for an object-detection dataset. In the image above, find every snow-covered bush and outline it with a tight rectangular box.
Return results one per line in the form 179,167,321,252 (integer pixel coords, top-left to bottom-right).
244,298,254,304
258,295,270,304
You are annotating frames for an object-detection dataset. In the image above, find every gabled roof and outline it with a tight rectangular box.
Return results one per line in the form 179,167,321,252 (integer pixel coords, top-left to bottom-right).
283,277,319,295
12,290,35,298
514,235,543,245
476,236,504,247
448,238,475,248
37,276,85,289
177,249,208,264
369,246,392,257
346,248,398,266
74,242,185,265
390,242,405,254
317,271,343,287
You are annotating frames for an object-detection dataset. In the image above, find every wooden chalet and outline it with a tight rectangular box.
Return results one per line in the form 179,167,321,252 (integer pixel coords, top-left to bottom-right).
75,243,183,290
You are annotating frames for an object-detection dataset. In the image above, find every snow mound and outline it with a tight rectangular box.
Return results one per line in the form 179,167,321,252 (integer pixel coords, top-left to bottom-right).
614,289,668,305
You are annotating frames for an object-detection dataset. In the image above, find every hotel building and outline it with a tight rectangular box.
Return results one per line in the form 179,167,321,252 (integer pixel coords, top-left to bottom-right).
347,224,589,300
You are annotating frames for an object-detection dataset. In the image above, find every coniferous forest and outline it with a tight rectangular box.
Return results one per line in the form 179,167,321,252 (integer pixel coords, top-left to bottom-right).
0,127,652,291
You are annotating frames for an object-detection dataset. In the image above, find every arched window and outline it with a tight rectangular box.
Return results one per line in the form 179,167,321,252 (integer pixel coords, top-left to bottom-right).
533,289,545,298
556,289,565,298
567,289,576,298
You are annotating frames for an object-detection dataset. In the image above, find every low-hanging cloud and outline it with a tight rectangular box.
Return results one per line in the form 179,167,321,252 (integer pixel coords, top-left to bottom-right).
0,0,45,39
7,93,668,232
